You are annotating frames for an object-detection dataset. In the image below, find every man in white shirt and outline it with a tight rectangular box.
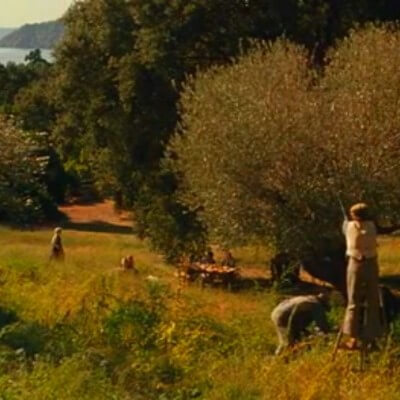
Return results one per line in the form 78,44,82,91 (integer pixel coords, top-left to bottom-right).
341,203,398,348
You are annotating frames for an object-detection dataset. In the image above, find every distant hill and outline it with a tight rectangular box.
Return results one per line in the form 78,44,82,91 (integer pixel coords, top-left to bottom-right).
0,21,63,49
0,28,15,40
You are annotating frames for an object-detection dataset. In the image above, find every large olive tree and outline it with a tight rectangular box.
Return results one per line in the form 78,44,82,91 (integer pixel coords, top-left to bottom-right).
171,27,400,291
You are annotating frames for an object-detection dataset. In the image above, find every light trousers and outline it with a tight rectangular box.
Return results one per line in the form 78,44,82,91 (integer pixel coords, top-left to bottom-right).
343,257,383,340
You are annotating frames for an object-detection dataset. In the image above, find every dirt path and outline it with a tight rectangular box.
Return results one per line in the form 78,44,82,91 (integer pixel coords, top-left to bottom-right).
59,200,133,232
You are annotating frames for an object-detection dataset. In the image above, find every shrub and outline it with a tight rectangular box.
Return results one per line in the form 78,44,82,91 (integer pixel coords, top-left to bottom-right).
0,115,57,224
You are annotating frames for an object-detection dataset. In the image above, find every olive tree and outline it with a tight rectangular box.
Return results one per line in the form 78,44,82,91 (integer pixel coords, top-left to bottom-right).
319,24,400,223
170,28,400,290
171,40,317,246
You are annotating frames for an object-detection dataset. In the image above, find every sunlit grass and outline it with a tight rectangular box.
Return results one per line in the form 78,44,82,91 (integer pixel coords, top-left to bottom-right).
378,236,400,278
1,226,400,399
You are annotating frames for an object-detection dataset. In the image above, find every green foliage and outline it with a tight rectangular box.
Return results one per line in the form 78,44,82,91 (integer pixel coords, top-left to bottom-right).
13,79,55,133
133,172,207,262
0,50,50,110
0,49,56,136
0,51,68,205
104,300,160,349
0,355,126,400
0,322,49,357
0,116,58,224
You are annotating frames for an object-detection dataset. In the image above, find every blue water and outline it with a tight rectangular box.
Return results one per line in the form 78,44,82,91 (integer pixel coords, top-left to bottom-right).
0,48,53,65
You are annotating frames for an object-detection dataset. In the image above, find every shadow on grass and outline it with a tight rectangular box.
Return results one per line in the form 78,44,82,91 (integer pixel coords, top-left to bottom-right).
0,307,46,358
202,277,329,295
0,307,19,329
380,275,400,291
231,276,272,291
62,220,134,235
0,306,78,359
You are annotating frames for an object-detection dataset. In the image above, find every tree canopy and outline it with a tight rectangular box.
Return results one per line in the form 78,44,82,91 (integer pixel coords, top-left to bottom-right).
171,26,400,282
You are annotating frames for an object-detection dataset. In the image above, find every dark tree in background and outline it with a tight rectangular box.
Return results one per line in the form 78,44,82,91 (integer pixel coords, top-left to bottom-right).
0,50,69,209
0,115,59,224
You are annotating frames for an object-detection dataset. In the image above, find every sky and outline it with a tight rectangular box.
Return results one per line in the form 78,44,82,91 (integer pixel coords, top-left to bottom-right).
0,0,74,28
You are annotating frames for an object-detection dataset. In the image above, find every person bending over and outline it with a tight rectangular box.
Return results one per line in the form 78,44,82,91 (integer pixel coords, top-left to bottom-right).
271,293,330,355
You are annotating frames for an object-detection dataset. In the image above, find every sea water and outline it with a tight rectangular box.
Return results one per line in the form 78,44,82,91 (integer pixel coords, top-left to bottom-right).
0,47,53,65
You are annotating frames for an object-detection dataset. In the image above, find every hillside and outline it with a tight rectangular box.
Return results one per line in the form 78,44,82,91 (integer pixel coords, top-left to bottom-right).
0,21,63,49
0,28,15,40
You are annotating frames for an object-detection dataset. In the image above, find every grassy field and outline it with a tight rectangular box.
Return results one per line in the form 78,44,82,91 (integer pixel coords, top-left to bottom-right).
1,226,400,399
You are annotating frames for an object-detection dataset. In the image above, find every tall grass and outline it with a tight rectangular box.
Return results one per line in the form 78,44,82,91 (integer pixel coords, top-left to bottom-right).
0,226,400,399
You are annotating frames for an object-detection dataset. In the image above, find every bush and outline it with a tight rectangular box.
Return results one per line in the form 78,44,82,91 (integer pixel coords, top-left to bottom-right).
134,175,207,262
0,115,57,224
0,355,127,400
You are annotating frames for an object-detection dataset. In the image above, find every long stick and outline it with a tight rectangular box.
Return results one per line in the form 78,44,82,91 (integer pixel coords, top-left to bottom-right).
332,327,343,361
337,195,347,220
